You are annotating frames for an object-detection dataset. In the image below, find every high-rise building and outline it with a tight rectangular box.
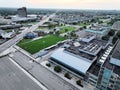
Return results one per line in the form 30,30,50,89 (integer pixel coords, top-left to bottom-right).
17,7,27,17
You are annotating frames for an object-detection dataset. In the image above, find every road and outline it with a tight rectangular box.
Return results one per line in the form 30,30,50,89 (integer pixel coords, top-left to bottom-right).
0,56,44,90
0,13,56,53
9,50,79,90
0,10,79,90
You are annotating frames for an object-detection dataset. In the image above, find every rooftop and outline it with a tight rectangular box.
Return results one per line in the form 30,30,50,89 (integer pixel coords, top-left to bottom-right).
113,65,120,76
88,62,101,76
50,48,93,75
85,26,109,35
81,34,95,43
112,40,120,60
65,39,108,57
0,29,6,35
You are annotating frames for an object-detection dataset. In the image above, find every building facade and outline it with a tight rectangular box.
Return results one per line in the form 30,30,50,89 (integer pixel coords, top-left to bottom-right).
17,7,27,17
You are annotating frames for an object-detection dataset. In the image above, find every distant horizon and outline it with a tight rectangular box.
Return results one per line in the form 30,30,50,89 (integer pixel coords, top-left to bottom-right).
0,0,120,10
0,7,120,11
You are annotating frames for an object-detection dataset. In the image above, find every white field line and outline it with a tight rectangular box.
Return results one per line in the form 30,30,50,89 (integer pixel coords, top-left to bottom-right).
9,57,48,90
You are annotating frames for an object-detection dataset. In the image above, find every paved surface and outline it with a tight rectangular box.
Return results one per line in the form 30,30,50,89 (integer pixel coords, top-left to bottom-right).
0,13,56,53
75,29,86,38
0,56,43,90
10,51,79,90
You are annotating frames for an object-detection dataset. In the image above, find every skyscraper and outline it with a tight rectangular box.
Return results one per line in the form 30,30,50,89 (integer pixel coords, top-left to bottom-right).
17,7,27,17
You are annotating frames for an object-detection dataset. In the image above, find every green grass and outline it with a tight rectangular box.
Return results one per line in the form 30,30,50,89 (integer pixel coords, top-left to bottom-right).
17,35,66,54
18,39,32,44
59,26,76,34
5,29,13,33
78,23,90,26
37,27,49,30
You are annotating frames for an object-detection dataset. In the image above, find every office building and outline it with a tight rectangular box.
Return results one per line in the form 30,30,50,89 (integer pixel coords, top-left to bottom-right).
17,7,27,17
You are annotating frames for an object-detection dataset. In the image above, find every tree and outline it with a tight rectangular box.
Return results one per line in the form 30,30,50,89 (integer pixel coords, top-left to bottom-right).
98,21,103,24
76,80,83,87
48,24,53,29
102,35,110,41
53,28,56,32
65,29,68,32
83,26,86,29
64,73,72,79
49,31,53,34
91,19,96,23
49,18,52,21
108,30,115,36
112,36,118,44
54,66,62,73
117,31,120,38
55,31,60,35
46,63,51,67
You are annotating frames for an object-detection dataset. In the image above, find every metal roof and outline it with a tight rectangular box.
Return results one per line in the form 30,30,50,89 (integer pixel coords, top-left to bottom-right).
51,48,92,75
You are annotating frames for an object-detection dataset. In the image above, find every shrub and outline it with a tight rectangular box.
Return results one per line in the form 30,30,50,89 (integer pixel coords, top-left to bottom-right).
112,36,118,44
54,66,62,73
64,73,72,79
46,63,51,67
117,31,120,38
102,35,110,41
76,80,83,87
108,30,115,36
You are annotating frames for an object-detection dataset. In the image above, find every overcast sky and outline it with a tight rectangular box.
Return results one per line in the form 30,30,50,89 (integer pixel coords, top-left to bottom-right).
0,0,120,10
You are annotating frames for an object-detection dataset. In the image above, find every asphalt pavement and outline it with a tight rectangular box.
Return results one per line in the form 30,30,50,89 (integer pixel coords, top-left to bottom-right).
10,51,79,90
0,13,56,53
0,56,43,90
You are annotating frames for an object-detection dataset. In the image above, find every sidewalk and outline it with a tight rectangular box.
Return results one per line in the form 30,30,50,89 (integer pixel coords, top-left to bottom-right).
13,45,37,62
41,61,85,90
0,46,16,57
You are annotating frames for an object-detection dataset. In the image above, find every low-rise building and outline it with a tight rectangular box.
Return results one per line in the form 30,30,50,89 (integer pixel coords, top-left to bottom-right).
0,24,22,30
49,36,111,88
1,31,16,39
85,25,110,39
112,21,120,30
24,32,38,39
0,29,6,37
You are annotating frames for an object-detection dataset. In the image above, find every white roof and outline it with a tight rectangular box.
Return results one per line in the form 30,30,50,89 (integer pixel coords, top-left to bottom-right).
51,48,92,74
99,59,104,63
101,56,106,60
73,42,80,47
103,54,108,57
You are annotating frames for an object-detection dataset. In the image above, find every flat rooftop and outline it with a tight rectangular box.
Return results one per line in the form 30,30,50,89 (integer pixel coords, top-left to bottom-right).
83,34,95,39
85,26,109,35
65,47,96,61
65,39,108,57
103,53,120,76
112,40,120,60
88,61,101,76
0,56,43,90
113,65,120,76
50,48,93,75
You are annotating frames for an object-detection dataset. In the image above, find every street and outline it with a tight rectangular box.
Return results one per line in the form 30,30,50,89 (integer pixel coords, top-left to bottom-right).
0,13,56,53
0,56,44,90
9,50,79,90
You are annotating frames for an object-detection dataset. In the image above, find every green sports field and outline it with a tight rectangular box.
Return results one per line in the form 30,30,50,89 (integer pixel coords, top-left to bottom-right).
78,23,90,26
59,26,76,34
17,35,66,54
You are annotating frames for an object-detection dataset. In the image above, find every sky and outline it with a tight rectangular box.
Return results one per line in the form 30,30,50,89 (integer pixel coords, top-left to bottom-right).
0,0,120,10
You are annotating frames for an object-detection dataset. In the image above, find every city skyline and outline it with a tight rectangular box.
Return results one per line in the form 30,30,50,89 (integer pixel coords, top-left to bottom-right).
0,0,120,10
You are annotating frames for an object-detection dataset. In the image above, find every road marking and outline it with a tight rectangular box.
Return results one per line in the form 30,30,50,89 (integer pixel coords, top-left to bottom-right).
9,57,48,90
